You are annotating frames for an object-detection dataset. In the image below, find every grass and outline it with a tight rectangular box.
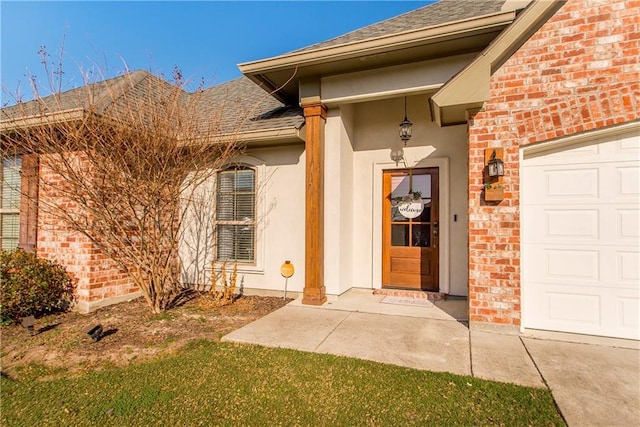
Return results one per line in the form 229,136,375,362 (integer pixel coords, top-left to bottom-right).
1,340,565,426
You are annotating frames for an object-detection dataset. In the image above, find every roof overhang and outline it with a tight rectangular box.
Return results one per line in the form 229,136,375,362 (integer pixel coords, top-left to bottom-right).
1,109,304,148
0,108,86,133
430,0,567,126
239,10,520,104
238,126,305,146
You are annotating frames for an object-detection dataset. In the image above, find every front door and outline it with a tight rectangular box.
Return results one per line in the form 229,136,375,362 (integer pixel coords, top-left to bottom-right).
382,168,439,291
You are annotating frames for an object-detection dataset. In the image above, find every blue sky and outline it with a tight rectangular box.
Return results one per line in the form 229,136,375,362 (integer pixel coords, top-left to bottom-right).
1,1,431,103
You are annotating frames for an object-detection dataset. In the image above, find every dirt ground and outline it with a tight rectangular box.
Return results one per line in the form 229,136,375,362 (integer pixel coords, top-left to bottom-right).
0,294,291,379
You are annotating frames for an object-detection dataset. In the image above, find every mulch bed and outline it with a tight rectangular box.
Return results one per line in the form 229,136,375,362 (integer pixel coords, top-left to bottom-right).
0,294,291,379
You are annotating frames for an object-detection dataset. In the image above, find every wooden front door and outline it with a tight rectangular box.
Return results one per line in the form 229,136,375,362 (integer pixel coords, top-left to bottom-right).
382,168,439,291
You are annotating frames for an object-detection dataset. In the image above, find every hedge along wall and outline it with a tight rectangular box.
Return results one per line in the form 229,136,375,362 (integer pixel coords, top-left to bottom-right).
467,0,640,327
36,152,138,313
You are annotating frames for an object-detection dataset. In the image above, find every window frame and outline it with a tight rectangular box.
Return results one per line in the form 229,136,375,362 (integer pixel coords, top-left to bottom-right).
214,165,257,265
0,156,22,251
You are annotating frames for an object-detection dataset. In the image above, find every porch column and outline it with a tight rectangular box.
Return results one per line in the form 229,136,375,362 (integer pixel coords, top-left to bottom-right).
302,101,327,305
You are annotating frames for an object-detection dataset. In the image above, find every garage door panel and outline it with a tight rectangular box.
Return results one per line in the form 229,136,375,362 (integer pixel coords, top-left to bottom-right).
524,162,638,205
524,246,601,285
526,245,638,290
523,127,639,340
618,209,639,240
617,166,640,197
547,168,599,198
547,249,600,281
524,206,602,243
524,132,639,166
619,297,640,330
618,251,640,284
524,283,639,339
546,209,599,240
547,290,601,325
619,134,640,150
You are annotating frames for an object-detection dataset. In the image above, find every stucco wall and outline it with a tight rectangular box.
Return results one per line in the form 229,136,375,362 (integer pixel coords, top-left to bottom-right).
180,144,306,296
347,95,470,296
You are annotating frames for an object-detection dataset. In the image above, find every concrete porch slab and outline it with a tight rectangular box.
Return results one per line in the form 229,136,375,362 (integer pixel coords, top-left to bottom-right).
287,288,469,322
316,312,471,375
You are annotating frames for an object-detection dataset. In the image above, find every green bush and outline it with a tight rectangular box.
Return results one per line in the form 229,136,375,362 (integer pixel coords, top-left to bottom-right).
0,249,75,323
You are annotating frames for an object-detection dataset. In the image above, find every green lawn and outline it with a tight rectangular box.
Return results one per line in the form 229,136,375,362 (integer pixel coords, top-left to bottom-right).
1,340,565,426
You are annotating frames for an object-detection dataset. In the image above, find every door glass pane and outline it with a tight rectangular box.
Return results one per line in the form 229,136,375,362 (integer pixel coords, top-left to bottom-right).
391,174,431,198
412,224,431,247
391,175,410,198
411,174,431,199
417,199,431,223
391,224,409,246
390,176,410,223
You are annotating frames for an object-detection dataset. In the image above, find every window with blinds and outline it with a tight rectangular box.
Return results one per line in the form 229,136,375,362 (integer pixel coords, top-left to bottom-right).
1,157,21,250
215,167,255,263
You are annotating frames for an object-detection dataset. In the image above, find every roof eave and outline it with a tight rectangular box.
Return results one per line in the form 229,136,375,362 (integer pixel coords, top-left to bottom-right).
0,108,87,133
238,11,517,103
239,10,518,76
189,125,305,147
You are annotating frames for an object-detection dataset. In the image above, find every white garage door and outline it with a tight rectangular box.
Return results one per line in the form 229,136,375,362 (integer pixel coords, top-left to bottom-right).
522,126,640,340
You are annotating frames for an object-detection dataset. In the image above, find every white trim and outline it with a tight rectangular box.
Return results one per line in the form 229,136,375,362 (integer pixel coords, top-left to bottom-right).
322,84,442,107
519,147,526,334
521,120,640,157
372,156,450,293
215,154,267,275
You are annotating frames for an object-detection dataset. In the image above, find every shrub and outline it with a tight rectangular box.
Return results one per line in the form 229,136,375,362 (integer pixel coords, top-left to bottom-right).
208,262,241,306
0,249,75,323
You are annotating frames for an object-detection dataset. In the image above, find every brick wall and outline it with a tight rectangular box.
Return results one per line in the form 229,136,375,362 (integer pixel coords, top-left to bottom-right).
468,0,640,327
36,153,138,312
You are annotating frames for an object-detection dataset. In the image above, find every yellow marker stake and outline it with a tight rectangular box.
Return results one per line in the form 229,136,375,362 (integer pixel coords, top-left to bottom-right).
280,261,294,299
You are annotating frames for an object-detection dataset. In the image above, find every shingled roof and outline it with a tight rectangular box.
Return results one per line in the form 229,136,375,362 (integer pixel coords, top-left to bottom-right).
1,71,304,139
291,0,506,53
194,77,303,135
3,0,513,137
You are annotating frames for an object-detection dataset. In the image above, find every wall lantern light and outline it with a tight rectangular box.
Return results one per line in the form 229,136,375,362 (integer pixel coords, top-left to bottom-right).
484,148,505,202
487,149,505,177
398,97,413,145
390,147,404,166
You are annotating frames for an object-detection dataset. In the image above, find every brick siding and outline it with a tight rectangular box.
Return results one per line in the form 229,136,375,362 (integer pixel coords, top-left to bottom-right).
467,0,640,326
36,154,137,311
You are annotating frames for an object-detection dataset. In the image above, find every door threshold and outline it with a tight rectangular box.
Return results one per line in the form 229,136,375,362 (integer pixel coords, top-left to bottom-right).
374,288,446,301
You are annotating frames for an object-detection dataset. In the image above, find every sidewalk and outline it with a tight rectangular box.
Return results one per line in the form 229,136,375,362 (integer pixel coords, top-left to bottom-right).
223,289,640,426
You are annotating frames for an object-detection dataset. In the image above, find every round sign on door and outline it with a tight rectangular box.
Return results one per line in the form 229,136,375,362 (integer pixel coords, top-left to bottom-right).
397,199,424,218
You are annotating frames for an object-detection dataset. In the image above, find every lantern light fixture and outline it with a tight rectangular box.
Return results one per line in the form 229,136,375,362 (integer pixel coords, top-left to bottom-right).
487,149,505,177
398,97,413,145
390,147,404,166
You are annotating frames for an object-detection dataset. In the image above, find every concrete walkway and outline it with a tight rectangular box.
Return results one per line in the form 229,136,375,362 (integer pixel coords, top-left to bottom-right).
223,289,640,426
